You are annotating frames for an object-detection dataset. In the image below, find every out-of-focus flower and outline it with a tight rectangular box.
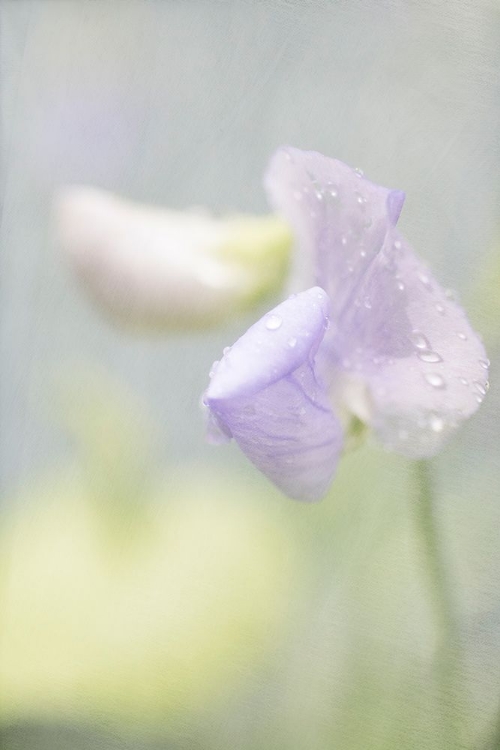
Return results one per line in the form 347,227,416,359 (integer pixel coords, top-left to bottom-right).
54,187,292,330
204,147,490,501
0,371,298,730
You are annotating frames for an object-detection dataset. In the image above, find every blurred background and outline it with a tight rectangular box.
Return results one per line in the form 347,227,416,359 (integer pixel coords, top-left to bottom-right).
1,1,499,748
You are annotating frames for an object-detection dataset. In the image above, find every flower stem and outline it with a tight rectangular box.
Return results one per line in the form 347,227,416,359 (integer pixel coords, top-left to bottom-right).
414,460,465,746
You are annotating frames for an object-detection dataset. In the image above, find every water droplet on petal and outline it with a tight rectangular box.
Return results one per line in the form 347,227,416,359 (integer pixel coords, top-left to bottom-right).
393,239,402,251
397,280,405,291
429,414,445,433
473,381,487,396
418,271,432,290
418,350,443,363
341,235,348,246
424,373,446,389
479,358,490,369
363,297,372,309
223,346,231,355
315,188,324,201
354,167,364,177
265,314,282,331
410,331,430,350
288,337,297,348
435,303,445,315
209,360,220,378
459,377,469,386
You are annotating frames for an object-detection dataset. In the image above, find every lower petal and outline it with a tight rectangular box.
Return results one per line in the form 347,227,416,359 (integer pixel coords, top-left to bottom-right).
205,288,343,501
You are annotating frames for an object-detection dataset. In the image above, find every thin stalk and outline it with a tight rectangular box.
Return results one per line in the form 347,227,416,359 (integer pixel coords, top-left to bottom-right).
414,460,466,747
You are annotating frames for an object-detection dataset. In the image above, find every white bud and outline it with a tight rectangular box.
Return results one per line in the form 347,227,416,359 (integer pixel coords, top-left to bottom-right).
54,186,292,331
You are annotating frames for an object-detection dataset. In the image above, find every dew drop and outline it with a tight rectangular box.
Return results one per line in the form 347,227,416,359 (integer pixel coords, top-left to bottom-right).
429,414,445,433
288,337,297,348
424,373,446,389
209,360,220,378
397,280,405,291
363,297,372,309
418,271,432,290
393,239,402,251
354,167,364,177
360,249,367,258
476,394,484,404
315,189,324,201
459,377,469,386
410,331,430,350
341,235,348,246
457,332,467,341
265,314,282,331
223,346,231,356
418,350,443,363
435,303,445,315
473,381,487,396
479,358,490,369
329,186,339,200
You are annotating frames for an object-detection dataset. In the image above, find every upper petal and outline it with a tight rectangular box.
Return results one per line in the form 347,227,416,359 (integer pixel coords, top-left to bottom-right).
337,232,490,457
205,288,343,501
264,146,404,325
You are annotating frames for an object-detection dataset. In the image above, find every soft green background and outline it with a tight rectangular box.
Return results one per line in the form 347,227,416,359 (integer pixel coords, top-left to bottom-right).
1,1,499,749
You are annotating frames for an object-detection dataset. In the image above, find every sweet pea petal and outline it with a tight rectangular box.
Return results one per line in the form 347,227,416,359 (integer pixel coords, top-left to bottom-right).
337,233,490,457
204,288,343,501
264,146,404,326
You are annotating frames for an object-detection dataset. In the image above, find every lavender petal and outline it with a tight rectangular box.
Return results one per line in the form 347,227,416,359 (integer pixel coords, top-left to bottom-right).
205,288,343,501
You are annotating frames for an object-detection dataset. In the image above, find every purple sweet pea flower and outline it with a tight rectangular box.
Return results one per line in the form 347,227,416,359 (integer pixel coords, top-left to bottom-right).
203,147,490,501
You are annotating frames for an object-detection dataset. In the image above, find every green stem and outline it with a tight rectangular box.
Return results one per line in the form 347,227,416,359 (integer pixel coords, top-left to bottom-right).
414,460,465,747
